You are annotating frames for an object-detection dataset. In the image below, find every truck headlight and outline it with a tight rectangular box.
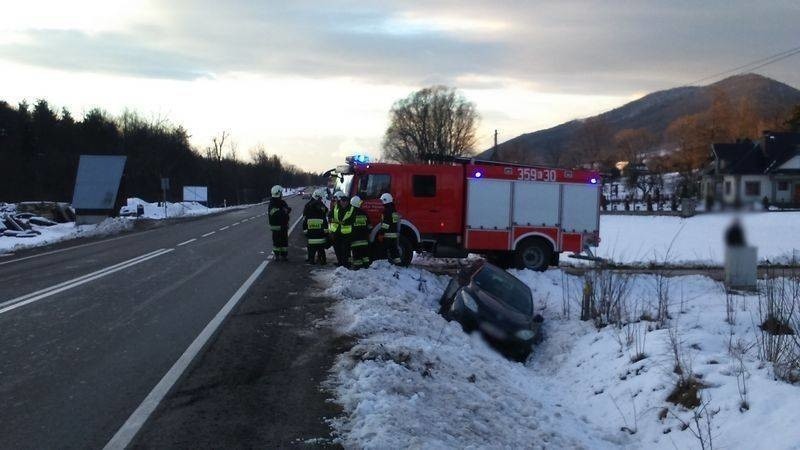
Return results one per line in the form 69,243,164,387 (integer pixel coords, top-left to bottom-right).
515,329,535,340
460,290,479,313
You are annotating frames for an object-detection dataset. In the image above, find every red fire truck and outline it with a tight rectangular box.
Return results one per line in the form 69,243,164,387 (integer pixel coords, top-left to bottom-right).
329,156,601,270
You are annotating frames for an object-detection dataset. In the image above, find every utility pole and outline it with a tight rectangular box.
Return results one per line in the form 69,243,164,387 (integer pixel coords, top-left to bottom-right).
494,129,498,149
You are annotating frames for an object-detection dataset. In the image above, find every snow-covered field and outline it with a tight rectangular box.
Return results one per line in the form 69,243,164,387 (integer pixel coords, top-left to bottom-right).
595,212,800,266
0,217,132,253
321,262,800,449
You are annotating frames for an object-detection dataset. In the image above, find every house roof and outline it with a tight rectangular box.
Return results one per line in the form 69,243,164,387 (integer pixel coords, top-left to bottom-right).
763,132,800,173
709,132,800,175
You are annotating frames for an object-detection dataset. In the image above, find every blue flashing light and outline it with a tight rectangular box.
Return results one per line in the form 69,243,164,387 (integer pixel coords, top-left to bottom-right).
474,171,483,178
352,154,370,164
590,177,598,184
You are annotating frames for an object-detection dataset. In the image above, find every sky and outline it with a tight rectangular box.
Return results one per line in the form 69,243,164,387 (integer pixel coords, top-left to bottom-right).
1,0,799,172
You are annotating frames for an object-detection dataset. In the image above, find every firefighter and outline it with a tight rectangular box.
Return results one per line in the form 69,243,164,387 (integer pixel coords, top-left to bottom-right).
303,189,329,264
349,195,371,269
378,192,402,264
328,191,350,267
268,185,291,261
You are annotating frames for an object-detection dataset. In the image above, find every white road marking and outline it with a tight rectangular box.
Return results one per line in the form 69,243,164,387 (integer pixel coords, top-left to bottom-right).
0,248,174,315
177,238,197,247
104,259,270,450
0,253,13,258
105,211,301,448
219,226,229,231
0,230,157,267
201,231,215,238
231,222,240,226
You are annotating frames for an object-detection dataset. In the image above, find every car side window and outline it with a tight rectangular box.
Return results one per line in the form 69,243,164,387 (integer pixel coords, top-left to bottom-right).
412,175,436,197
358,174,391,199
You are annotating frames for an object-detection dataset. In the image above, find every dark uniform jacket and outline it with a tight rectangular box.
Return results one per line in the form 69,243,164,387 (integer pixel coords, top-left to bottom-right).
380,203,400,238
268,198,291,230
303,199,329,245
350,206,371,247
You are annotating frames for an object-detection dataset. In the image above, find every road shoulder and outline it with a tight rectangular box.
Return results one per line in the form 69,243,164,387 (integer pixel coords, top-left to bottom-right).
132,226,349,449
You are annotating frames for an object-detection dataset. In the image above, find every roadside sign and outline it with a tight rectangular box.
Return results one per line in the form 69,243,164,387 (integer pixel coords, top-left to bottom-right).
183,186,208,202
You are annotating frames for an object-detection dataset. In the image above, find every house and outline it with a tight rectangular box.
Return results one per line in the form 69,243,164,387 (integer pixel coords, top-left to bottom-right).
702,131,800,206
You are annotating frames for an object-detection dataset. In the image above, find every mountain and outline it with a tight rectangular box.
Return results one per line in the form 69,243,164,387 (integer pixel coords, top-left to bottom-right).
481,74,800,165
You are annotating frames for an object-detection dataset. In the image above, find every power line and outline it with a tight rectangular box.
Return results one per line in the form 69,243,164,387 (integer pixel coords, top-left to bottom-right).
689,44,800,85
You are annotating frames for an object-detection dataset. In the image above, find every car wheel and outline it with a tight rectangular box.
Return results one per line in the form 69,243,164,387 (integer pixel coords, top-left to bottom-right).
514,238,551,271
397,234,414,266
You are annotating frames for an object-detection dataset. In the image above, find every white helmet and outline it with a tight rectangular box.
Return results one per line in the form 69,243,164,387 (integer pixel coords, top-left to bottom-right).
333,190,347,200
350,195,363,207
312,188,324,200
270,185,283,198
379,193,394,204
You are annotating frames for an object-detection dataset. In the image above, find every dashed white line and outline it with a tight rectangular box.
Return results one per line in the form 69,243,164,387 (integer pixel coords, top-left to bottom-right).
231,222,240,226
0,248,174,315
0,229,158,267
177,238,197,247
104,259,270,450
219,226,229,231
201,231,215,238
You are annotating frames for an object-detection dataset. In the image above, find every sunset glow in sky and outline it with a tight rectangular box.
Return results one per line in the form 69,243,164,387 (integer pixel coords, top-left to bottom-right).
1,0,798,171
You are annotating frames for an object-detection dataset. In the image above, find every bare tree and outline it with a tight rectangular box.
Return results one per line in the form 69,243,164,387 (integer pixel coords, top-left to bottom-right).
206,130,229,162
382,86,479,163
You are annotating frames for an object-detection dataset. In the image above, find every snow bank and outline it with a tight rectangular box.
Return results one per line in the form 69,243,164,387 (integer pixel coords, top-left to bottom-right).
121,198,228,219
323,262,800,449
321,262,619,449
511,268,800,450
0,217,132,253
595,212,800,266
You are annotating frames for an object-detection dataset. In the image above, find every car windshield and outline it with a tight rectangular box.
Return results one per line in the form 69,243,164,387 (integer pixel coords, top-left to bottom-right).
472,264,533,315
335,174,354,196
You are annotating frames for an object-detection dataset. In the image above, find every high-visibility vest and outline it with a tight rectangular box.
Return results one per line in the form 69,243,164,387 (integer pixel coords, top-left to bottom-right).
339,206,355,235
329,204,340,232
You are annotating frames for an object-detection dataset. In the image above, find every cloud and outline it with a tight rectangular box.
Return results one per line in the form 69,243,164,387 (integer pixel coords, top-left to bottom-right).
3,0,799,93
0,29,211,80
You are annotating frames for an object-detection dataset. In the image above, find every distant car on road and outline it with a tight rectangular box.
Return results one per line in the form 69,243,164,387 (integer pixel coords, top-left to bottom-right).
301,190,312,199
439,260,543,360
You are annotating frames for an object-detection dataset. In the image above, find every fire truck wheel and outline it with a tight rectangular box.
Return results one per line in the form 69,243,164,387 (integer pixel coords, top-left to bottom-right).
514,238,552,271
397,235,414,266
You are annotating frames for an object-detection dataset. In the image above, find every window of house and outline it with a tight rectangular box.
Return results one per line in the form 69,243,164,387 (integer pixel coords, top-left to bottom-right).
724,181,732,195
357,174,390,199
778,181,789,191
744,181,760,196
412,175,436,197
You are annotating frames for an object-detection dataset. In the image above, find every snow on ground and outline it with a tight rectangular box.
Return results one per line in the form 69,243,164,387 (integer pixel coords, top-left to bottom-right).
594,211,800,266
320,262,623,449
0,217,132,253
121,198,232,219
321,262,800,449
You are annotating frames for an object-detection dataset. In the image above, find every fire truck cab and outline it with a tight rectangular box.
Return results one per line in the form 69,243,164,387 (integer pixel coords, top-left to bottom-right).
330,156,601,271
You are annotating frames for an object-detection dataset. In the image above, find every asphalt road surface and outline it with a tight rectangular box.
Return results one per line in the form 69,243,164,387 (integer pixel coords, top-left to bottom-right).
0,196,310,449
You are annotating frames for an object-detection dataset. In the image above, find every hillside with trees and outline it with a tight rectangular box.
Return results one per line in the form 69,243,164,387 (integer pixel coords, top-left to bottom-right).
0,100,321,208
483,74,800,174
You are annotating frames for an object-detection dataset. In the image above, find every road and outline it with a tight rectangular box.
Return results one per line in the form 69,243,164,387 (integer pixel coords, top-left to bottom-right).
0,196,305,449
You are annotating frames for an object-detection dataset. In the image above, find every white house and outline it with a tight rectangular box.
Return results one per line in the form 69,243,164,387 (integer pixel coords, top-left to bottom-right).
703,132,800,206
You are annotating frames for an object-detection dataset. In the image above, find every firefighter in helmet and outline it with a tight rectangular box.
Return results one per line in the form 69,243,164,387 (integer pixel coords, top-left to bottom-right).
268,185,291,261
349,195,371,269
379,192,402,264
303,188,329,264
328,191,350,267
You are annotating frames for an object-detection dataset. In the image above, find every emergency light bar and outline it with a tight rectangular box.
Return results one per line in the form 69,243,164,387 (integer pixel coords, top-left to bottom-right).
346,154,370,164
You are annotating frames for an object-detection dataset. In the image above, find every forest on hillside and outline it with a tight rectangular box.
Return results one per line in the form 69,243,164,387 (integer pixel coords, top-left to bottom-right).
0,100,322,207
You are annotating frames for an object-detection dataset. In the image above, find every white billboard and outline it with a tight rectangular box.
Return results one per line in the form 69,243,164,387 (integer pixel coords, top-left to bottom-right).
183,186,208,202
